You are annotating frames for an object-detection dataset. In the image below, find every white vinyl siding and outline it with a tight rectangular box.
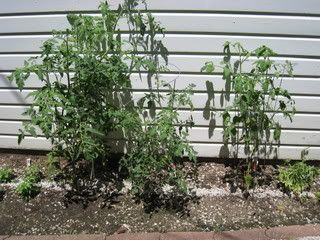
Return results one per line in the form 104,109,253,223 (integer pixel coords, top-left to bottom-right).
0,0,319,159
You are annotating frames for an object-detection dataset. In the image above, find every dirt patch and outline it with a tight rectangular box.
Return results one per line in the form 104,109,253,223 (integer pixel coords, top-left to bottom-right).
0,153,319,235
0,153,48,177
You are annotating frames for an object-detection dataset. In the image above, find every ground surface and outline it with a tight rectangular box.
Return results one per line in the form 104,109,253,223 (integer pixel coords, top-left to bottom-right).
1,224,320,240
0,153,319,235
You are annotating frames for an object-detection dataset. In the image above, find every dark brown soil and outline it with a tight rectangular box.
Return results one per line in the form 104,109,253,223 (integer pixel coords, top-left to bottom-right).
0,153,320,235
0,152,48,176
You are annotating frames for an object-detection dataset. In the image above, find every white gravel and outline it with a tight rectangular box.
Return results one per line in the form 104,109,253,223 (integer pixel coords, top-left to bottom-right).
299,237,320,240
0,179,317,199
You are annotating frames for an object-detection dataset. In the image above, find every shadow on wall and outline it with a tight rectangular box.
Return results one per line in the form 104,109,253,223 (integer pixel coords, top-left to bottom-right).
0,73,29,105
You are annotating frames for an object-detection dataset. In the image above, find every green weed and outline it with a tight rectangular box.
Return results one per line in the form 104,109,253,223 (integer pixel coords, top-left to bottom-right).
0,167,14,183
279,161,319,194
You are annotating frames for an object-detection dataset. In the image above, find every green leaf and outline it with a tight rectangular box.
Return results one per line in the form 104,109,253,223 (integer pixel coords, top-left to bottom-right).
86,127,105,139
279,100,286,111
223,66,231,79
28,126,37,137
201,61,215,73
67,14,78,26
262,79,269,93
274,125,281,141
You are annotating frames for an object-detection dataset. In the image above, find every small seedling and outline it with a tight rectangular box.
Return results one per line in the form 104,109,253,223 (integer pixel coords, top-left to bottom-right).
24,164,42,183
0,166,14,183
16,164,42,201
16,180,40,201
244,174,254,190
279,161,319,194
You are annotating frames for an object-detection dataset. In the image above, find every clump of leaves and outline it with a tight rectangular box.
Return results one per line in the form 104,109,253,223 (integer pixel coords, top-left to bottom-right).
121,81,197,209
244,174,254,190
16,164,42,201
24,164,42,183
279,161,319,194
0,166,14,183
16,180,41,201
46,152,61,179
202,42,295,191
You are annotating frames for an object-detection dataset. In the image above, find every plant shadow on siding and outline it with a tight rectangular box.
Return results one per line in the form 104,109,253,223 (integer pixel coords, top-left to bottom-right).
106,88,137,153
1,74,29,105
203,78,230,159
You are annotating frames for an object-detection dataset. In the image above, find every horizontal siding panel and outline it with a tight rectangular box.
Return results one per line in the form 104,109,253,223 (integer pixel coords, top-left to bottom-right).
1,55,320,76
2,35,320,58
0,108,319,130
0,135,319,160
0,108,319,131
1,121,320,146
187,127,320,146
0,135,51,150
1,0,320,15
1,73,320,96
1,14,320,36
161,35,320,56
166,55,320,76
192,144,320,160
0,106,27,120
0,90,317,113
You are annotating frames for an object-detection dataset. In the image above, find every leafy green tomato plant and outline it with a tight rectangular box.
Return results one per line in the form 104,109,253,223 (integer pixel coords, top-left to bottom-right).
0,167,14,183
122,82,197,197
279,161,319,194
16,180,41,201
115,0,197,206
202,42,295,179
8,0,167,179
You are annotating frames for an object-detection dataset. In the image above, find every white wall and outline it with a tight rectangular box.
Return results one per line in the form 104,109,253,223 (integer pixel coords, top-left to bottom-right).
0,0,320,159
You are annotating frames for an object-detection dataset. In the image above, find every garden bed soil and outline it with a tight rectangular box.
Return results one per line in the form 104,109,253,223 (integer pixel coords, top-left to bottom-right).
0,153,319,235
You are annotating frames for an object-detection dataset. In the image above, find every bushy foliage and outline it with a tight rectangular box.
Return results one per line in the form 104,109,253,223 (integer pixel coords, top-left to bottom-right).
8,0,168,175
23,164,42,183
16,180,41,201
16,164,42,201
122,83,196,196
279,161,319,194
9,4,132,166
0,166,14,183
117,1,197,203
